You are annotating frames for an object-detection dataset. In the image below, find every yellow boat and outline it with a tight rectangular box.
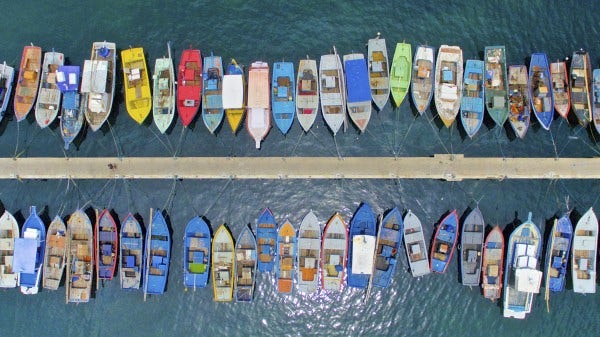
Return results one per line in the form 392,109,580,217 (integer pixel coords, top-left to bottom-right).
223,59,245,133
211,224,234,302
121,47,151,124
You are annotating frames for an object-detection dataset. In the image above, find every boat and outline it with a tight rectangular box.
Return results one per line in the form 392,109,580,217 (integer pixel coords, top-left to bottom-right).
430,210,459,274
347,203,376,288
483,46,509,126
34,51,64,127
0,210,20,288
66,209,93,303
544,214,572,294
460,208,485,286
202,54,224,133
246,61,271,149
0,61,14,119
529,53,554,130
295,58,319,132
569,49,592,126
297,211,321,294
272,61,295,134
223,59,245,133
344,53,372,132
593,69,600,134
183,216,211,289
177,48,202,127
403,210,430,277
434,45,463,127
550,61,570,119
372,207,403,288
42,216,66,291
212,224,234,302
389,42,412,108
119,213,143,290
152,43,176,133
460,60,485,138
321,213,348,291
56,65,83,150
503,212,543,319
95,209,118,284
234,225,257,302
410,45,435,114
14,206,46,294
82,41,116,132
143,209,170,297
256,208,277,272
14,45,42,122
367,34,390,110
276,220,296,293
507,65,531,139
121,47,151,124
571,207,598,294
481,226,504,301
319,47,346,135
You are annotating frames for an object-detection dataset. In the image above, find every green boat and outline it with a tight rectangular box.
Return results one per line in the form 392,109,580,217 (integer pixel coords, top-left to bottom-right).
484,46,509,126
389,43,412,107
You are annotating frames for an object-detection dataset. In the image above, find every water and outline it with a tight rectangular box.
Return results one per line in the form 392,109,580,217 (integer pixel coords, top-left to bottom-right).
0,1,599,336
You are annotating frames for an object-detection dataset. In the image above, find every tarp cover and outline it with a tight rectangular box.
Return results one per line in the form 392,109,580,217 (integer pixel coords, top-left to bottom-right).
344,59,371,103
13,238,37,273
351,235,376,274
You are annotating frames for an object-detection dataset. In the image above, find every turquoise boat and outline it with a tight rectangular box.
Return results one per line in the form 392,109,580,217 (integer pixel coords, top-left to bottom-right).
348,203,376,288
202,54,224,133
143,210,171,296
460,60,485,138
430,210,459,274
483,46,509,126
14,206,46,295
529,53,554,130
234,225,257,302
372,207,403,288
272,62,295,134
257,208,277,272
183,216,211,289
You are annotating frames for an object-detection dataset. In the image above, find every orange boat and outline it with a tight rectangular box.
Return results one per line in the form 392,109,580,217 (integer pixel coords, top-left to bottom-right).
177,48,202,127
14,45,42,121
276,220,296,293
550,61,571,119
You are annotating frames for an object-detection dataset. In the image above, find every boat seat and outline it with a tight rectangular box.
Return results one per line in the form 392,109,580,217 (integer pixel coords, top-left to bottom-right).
324,76,336,88
579,258,589,270
193,251,204,263
326,264,339,277
99,231,114,241
152,255,164,265
552,256,563,269
304,257,315,268
260,244,271,255
23,70,37,80
372,61,383,73
381,245,393,258
442,69,454,83
102,244,112,256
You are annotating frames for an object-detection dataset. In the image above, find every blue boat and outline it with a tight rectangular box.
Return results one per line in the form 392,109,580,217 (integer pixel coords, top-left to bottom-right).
430,210,459,274
343,53,372,132
56,65,83,150
348,203,377,288
120,213,143,290
234,225,257,302
257,208,277,272
201,54,224,133
460,60,485,138
143,209,171,297
14,206,46,295
183,216,211,289
529,53,554,130
372,207,403,288
271,62,295,134
544,214,572,293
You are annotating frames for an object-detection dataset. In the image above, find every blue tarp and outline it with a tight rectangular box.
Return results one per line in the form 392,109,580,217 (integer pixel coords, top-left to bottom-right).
344,59,371,103
13,238,37,273
57,66,80,92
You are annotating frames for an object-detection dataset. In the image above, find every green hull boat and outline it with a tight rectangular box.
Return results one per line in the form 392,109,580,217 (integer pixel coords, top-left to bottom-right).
389,43,412,107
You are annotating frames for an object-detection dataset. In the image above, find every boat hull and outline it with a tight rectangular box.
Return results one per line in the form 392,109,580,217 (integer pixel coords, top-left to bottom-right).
223,60,245,133
390,43,412,108
96,209,118,282
434,45,463,127
119,213,143,290
367,36,390,110
144,210,170,296
0,210,20,288
344,53,372,132
528,53,554,130
430,210,459,274
508,65,531,139
35,51,64,128
410,45,435,114
66,209,93,303
212,225,234,302
348,203,376,288
372,208,403,288
460,60,485,138
569,50,592,126
544,215,572,293
177,49,202,127
296,59,319,132
321,213,348,291
202,55,224,133
42,216,66,291
550,61,570,119
246,62,271,149
484,46,509,126
256,208,277,272
571,208,597,294
14,45,42,122
319,50,346,135
0,62,14,117
592,69,600,134
16,206,46,295
403,210,430,277
482,226,504,301
82,42,116,132
272,62,295,134
183,216,211,289
460,208,484,286
234,225,257,302
297,211,321,293
152,48,176,133
276,221,296,293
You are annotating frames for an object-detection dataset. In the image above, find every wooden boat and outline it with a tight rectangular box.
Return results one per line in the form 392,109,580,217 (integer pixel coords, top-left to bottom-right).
152,43,176,133
272,61,295,134
0,210,20,288
121,47,151,124
367,34,390,110
183,216,211,289
42,216,66,291
508,65,531,139
403,210,430,277
95,209,118,284
119,213,143,290
0,61,15,118
550,61,570,119
223,59,245,133
460,208,484,286
460,60,485,138
57,65,83,150
297,211,321,294
15,206,46,294
257,208,277,272
344,53,372,132
143,209,170,297
321,213,348,291
66,209,93,303
483,46,509,126
572,207,597,294
234,225,257,302
202,54,224,133
276,220,296,293
503,213,543,319
82,41,116,132
348,203,376,288
246,61,271,149
570,49,592,126
319,47,346,135
34,51,64,128
389,42,412,108
14,45,42,122
295,58,319,132
372,207,403,288
434,45,463,127
481,226,504,301
212,224,234,302
177,48,202,127
430,210,459,274
529,53,554,130
544,214,572,294
593,69,600,134
410,45,435,114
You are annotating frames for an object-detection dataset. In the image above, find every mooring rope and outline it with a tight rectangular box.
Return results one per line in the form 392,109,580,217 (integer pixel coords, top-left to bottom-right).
173,127,187,158
106,121,123,159
203,178,233,216
162,177,178,213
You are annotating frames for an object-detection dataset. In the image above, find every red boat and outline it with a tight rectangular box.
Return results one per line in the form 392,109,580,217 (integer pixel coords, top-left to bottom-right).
95,209,118,285
177,48,202,126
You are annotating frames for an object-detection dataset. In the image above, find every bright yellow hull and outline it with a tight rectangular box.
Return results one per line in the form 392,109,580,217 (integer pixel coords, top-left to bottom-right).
121,47,151,124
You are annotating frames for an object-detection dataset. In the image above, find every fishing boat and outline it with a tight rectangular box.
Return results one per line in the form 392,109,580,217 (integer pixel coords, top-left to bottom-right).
403,210,430,277
246,61,271,149
56,65,83,150
389,42,412,108
0,61,14,119
430,210,459,274
347,203,376,288
152,43,176,133
0,210,20,288
297,211,321,294
460,208,484,286
529,53,554,130
95,209,118,284
295,58,319,132
344,53,372,132
550,61,570,119
256,208,277,272
544,214,572,294
276,220,296,293
14,206,45,294
121,47,151,124
119,213,143,290
569,49,592,126
372,207,403,288
410,45,435,114
66,209,93,303
183,216,211,289
434,45,463,127
320,47,346,135
234,225,257,302
177,48,202,127
34,51,64,128
42,216,66,291
508,65,531,139
14,45,42,122
571,207,597,294
483,46,509,126
481,226,504,301
503,213,543,319
272,62,295,134
460,60,485,138
321,213,348,291
202,54,224,133
212,224,234,302
143,209,170,297
593,69,600,134
82,41,116,132
223,59,245,133
367,34,390,110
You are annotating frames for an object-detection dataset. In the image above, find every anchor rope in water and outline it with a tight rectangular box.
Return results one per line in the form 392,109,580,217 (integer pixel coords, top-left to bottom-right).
288,130,304,157
13,124,44,159
147,124,174,155
333,135,343,160
394,113,419,158
493,127,506,159
308,129,337,157
173,127,187,158
425,112,451,155
106,121,123,159
203,178,233,216
162,177,178,213
107,178,118,210
176,178,200,216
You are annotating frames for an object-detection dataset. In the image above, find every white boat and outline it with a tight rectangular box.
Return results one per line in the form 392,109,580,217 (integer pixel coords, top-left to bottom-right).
367,34,390,110
343,53,372,132
410,46,435,114
82,41,116,132
246,61,270,149
297,211,321,294
42,216,66,291
572,207,598,294
212,224,234,302
66,209,93,303
403,210,430,277
319,47,346,135
320,213,347,291
434,45,463,127
0,210,19,288
295,58,319,132
0,61,15,119
152,43,176,134
35,51,64,128
222,59,245,133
